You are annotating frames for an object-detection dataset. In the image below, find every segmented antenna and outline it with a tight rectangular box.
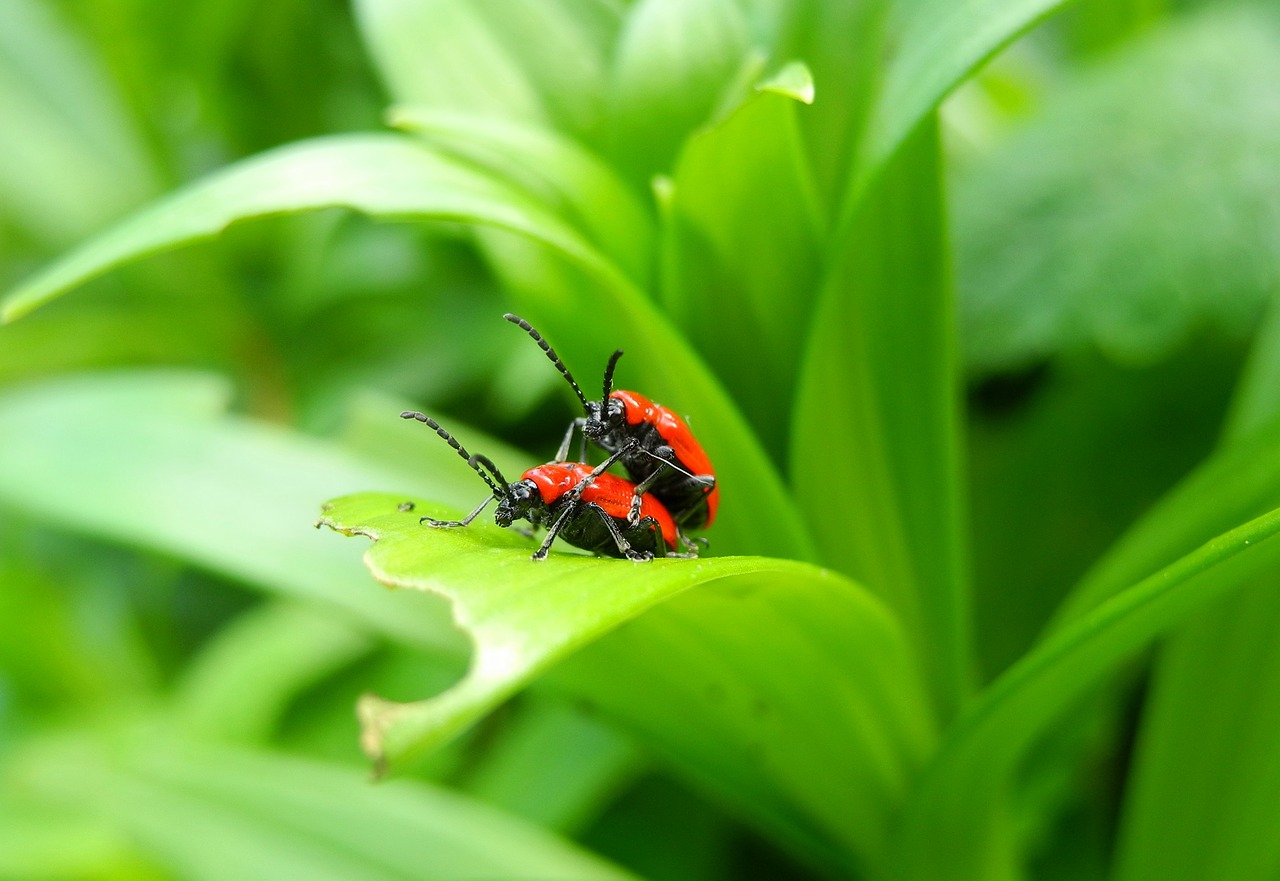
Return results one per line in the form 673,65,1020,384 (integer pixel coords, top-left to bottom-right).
471,454,510,490
602,350,624,404
401,411,502,496
503,313,589,408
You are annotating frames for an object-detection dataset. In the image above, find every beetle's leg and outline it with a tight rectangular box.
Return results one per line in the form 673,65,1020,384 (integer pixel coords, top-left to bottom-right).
532,502,577,560
420,494,493,528
631,446,716,488
625,448,715,525
532,442,639,560
673,529,707,556
555,417,588,462
593,503,652,562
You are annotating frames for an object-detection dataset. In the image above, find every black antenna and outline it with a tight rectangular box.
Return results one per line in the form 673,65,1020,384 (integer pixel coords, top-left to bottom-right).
471,454,510,491
602,350,624,405
503,313,589,409
401,411,502,496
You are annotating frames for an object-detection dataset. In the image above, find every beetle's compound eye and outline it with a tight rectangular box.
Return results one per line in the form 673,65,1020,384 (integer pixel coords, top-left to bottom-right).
605,397,626,426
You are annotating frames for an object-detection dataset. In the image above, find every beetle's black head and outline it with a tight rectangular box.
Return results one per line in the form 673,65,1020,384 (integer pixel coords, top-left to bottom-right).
584,349,627,441
494,479,539,527
583,396,626,441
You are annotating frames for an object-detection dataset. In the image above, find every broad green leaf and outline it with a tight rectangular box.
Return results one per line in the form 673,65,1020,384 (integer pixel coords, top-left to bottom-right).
1053,417,1280,628
1113,581,1280,881
954,10,1280,372
0,811,139,880
9,733,636,881
894,503,1280,881
173,603,375,743
966,347,1235,677
1225,299,1280,443
1101,300,1280,881
355,0,621,139
390,106,655,284
0,283,242,386
0,0,159,245
854,0,1076,204
0,371,466,655
318,491,933,875
768,0,890,210
791,119,972,718
0,133,620,323
1062,0,1165,54
608,0,750,181
459,700,640,834
659,64,823,459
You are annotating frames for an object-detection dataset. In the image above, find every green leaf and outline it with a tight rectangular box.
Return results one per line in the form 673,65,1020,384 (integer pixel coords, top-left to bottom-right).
389,106,655,284
1226,300,1280,443
0,131,815,561
954,9,1280,372
1113,582,1280,881
791,118,972,718
854,0,1075,203
317,491,934,875
658,63,823,458
459,700,640,834
0,371,467,655
767,0,891,210
608,0,750,180
1062,0,1166,55
10,734,637,881
355,0,621,138
173,603,375,744
0,0,159,246
0,133,622,323
1053,418,1280,629
893,503,1280,881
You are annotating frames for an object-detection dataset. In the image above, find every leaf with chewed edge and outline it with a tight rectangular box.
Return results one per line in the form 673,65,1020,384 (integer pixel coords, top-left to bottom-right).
317,491,934,876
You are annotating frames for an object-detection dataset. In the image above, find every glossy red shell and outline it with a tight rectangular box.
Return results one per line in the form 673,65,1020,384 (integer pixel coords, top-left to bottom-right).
611,389,719,525
523,463,677,545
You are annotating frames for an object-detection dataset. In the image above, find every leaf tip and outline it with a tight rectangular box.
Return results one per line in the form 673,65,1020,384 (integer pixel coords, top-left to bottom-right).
757,61,815,105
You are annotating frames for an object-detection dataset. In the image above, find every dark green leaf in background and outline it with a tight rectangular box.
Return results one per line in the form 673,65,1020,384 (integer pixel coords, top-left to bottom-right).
954,8,1280,373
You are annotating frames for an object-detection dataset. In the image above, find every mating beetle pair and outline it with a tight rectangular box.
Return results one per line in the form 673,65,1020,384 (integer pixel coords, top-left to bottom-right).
402,315,717,561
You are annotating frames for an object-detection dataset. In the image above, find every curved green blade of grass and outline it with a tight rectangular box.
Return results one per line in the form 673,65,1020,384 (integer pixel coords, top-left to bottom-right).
354,0,621,140
0,133,616,323
1053,418,1280,628
0,371,471,655
852,0,1075,205
0,133,814,560
1113,581,1280,881
9,732,638,881
388,106,654,284
792,120,972,719
0,0,160,245
893,503,1280,881
607,0,749,182
318,491,934,875
659,63,823,460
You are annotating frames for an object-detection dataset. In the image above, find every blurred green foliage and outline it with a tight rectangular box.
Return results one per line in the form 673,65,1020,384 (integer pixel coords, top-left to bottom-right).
4,1,1280,879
